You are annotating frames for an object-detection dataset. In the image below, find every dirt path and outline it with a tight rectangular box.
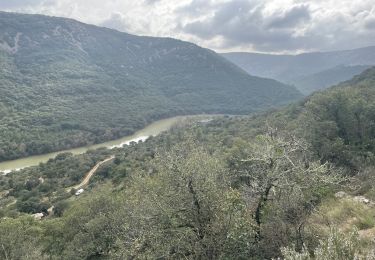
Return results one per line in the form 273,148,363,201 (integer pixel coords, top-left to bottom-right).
68,156,115,192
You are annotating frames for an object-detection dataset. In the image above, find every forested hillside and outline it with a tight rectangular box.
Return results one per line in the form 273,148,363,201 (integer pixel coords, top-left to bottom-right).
0,12,302,162
292,65,372,94
222,47,375,94
1,68,374,259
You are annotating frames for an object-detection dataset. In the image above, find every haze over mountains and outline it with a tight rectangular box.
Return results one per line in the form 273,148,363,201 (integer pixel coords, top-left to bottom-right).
222,46,375,94
0,12,301,161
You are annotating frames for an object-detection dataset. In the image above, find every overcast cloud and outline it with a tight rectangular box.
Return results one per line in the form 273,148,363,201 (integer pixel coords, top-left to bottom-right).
0,0,374,53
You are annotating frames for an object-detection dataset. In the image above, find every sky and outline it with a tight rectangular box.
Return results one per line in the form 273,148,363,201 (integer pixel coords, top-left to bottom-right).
0,0,375,54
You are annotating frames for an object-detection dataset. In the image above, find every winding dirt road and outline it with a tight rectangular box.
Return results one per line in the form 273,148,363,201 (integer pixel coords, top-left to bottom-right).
68,156,115,192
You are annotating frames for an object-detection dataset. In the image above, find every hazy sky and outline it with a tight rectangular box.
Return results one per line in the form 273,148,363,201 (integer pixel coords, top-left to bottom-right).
1,0,375,54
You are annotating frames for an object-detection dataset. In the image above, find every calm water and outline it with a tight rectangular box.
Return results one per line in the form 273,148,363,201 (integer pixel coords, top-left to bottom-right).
0,115,210,173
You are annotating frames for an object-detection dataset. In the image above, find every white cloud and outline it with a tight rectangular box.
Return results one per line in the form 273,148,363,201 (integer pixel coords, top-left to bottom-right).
0,0,374,53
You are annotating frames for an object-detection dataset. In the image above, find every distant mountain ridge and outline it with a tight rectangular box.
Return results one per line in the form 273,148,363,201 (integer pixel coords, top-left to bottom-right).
222,46,375,94
0,11,302,161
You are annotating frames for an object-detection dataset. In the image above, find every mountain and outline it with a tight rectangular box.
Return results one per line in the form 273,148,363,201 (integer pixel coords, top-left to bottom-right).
293,65,372,94
254,66,375,169
0,12,302,161
221,46,375,94
342,65,375,86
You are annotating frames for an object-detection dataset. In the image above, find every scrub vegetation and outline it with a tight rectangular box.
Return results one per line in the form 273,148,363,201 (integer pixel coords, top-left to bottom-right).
1,67,375,259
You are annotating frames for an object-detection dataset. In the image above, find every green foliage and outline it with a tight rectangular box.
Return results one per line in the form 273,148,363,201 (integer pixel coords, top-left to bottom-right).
0,133,334,259
229,66,375,171
0,148,112,216
227,133,341,258
0,11,301,162
299,81,375,169
0,64,374,258
37,144,259,259
16,196,50,214
0,217,46,259
53,200,69,217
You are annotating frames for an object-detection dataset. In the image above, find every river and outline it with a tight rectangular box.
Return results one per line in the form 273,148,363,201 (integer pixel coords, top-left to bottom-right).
0,115,213,174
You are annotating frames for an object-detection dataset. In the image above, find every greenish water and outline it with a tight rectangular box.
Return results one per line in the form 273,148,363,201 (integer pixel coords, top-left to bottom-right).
0,115,209,174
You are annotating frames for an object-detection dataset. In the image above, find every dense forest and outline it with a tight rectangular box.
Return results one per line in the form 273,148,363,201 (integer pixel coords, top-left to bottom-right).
1,67,374,259
0,12,302,162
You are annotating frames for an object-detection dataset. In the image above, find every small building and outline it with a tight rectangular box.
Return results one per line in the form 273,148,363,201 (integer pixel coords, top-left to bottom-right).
75,188,84,196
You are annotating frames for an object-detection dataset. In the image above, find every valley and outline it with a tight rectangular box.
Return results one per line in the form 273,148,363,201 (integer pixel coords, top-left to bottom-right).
1,67,375,258
222,47,375,94
0,6,375,260
0,115,198,173
0,12,302,162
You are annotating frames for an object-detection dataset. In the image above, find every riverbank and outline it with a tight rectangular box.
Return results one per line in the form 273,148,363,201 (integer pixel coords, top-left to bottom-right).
0,115,216,173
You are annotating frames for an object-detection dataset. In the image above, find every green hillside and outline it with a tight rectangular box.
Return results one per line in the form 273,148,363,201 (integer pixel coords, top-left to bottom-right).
292,65,372,94
1,64,374,259
0,11,301,161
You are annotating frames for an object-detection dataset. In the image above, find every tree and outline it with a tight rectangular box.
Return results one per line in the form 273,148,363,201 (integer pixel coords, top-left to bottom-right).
229,132,341,257
53,200,69,217
50,141,257,259
0,217,46,259
112,142,257,259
